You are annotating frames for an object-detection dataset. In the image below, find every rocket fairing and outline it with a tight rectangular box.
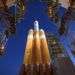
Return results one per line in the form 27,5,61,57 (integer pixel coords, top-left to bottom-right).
24,29,34,65
40,29,51,65
34,20,39,32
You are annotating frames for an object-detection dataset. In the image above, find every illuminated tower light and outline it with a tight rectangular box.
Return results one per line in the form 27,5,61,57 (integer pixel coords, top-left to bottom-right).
0,32,8,55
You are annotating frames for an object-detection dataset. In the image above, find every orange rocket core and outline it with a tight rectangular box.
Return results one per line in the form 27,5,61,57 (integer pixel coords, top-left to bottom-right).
32,31,42,65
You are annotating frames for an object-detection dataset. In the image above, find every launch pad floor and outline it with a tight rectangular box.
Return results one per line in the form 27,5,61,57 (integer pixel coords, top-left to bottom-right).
19,57,75,75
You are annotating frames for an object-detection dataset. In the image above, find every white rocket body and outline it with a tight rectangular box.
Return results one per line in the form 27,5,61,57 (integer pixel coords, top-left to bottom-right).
34,21,39,32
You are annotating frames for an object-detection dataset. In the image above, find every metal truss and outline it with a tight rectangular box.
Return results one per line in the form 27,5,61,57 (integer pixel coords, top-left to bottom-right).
0,31,8,55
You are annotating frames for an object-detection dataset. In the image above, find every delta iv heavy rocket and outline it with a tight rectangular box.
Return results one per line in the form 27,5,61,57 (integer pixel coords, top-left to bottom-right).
20,21,51,75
